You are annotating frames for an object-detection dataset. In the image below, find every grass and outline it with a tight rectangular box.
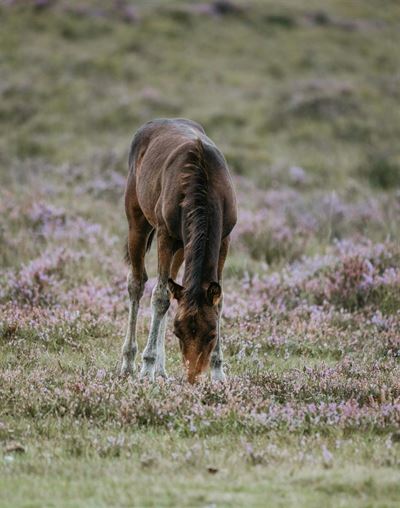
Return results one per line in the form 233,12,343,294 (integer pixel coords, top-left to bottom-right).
1,440,399,507
1,1,400,507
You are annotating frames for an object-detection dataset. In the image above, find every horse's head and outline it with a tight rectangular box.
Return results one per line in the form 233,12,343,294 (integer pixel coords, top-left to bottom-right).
168,279,222,383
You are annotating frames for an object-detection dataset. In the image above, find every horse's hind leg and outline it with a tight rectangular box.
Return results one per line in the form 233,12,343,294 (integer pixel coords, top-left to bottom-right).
154,247,184,378
140,229,176,381
120,215,152,377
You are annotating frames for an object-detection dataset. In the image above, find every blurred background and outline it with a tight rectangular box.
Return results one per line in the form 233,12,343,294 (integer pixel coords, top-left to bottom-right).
1,0,399,275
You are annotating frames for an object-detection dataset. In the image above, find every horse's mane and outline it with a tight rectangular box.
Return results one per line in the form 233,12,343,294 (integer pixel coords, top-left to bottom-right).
181,138,209,312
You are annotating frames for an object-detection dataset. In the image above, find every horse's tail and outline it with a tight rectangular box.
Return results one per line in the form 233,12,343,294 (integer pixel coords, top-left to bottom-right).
123,238,130,264
123,229,155,264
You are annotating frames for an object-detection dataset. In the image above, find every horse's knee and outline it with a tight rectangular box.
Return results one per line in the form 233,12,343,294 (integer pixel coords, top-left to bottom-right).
151,283,170,315
127,272,145,301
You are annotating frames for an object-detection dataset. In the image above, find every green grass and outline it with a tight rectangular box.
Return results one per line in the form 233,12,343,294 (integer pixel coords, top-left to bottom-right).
1,429,399,507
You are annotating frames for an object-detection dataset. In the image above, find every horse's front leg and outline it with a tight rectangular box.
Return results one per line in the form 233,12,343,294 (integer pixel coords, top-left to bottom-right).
140,230,175,381
152,248,184,378
211,236,230,382
154,315,167,378
210,296,226,382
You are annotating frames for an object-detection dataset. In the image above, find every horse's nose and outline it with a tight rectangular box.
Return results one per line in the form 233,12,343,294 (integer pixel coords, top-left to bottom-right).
187,363,201,384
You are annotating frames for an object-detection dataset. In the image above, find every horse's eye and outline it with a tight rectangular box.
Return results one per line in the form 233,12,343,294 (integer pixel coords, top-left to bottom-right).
191,327,196,335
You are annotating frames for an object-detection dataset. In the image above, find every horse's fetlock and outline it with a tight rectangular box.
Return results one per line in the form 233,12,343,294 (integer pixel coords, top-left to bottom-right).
122,343,137,357
211,355,223,369
142,355,156,365
129,344,137,355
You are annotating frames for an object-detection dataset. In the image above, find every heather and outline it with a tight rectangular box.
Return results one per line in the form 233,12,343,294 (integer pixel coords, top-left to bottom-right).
1,1,400,507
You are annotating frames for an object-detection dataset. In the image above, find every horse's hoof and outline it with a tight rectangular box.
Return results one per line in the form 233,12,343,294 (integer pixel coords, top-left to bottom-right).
155,371,169,381
119,369,134,380
119,361,135,378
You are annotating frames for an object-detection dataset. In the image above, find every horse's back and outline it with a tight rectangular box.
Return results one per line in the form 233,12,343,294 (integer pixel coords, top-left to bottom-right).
125,118,236,238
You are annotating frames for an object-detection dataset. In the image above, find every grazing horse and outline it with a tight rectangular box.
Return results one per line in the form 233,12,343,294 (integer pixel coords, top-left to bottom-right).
120,118,237,383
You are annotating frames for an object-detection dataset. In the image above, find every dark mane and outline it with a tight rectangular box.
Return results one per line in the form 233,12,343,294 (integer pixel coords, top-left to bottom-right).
181,138,209,311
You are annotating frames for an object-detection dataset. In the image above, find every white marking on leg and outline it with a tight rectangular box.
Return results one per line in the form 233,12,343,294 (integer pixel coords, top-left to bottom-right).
211,337,226,381
211,298,226,382
120,272,143,376
155,313,168,378
120,300,138,376
140,281,169,381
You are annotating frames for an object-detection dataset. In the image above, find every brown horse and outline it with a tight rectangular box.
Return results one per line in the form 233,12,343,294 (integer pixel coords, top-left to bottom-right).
120,118,237,383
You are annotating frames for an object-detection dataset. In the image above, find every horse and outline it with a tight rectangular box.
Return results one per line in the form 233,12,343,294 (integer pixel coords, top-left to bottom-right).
120,118,237,383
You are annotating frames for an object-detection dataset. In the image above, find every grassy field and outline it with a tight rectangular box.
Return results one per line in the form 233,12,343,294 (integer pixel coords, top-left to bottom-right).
1,0,400,506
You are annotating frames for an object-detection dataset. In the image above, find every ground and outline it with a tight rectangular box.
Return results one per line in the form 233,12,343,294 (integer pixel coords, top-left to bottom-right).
0,1,400,507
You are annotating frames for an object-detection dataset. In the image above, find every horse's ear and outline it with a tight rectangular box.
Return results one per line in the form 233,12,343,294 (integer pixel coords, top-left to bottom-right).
206,282,222,306
168,278,184,301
